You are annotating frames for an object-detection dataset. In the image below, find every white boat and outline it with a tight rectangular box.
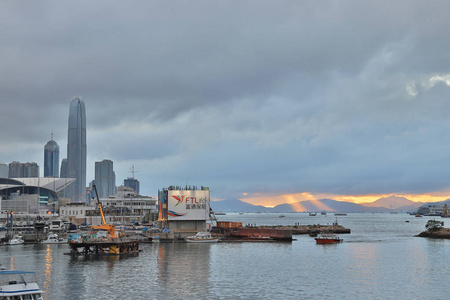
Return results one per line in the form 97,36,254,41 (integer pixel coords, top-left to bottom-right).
185,232,220,243
41,233,66,244
49,219,65,231
0,270,44,300
9,236,24,245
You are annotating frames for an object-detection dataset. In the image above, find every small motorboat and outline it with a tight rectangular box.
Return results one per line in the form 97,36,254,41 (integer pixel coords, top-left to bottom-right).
315,234,343,244
9,236,24,245
185,232,220,243
0,270,44,300
41,234,66,244
309,213,317,216
309,231,318,237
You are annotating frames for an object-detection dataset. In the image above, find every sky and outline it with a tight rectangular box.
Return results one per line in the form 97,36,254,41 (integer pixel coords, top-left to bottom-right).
1,1,450,206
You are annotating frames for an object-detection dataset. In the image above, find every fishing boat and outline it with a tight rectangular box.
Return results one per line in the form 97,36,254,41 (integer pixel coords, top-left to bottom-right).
41,233,66,244
9,236,24,245
185,232,220,243
315,233,343,244
0,270,44,300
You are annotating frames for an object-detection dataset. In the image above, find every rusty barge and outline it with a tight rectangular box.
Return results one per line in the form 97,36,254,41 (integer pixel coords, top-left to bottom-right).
212,220,350,242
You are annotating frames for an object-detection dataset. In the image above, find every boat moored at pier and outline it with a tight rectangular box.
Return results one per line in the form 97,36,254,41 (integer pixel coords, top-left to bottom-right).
8,236,24,245
185,232,220,243
41,234,66,244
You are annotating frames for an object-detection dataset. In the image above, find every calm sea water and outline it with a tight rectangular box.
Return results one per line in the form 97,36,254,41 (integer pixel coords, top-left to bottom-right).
1,213,449,299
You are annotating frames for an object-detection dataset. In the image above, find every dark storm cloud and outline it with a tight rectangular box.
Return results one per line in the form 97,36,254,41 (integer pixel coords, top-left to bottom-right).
1,1,450,200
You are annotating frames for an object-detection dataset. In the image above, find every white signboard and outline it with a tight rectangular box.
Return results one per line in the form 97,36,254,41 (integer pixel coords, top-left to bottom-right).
167,190,210,221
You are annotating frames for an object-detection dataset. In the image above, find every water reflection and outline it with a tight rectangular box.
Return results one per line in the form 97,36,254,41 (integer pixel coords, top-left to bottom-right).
157,243,212,299
43,246,53,300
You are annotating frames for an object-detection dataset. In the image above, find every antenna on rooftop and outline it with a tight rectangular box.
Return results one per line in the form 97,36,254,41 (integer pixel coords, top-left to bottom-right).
129,164,139,179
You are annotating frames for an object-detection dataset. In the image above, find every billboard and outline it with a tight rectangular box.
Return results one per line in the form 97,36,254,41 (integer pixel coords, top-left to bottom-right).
167,190,210,221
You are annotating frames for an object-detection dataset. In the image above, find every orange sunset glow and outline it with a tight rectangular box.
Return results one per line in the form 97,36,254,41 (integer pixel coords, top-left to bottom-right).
241,192,450,208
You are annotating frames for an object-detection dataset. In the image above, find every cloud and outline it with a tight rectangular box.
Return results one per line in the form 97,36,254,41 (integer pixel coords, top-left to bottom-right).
1,1,450,202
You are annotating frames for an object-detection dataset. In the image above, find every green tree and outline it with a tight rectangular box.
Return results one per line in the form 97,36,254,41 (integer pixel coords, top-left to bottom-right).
425,219,444,231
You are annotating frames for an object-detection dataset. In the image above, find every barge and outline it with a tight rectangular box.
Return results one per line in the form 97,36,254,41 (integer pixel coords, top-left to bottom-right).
69,185,139,256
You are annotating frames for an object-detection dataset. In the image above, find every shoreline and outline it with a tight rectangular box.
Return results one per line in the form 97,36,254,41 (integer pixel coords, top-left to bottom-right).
416,228,450,239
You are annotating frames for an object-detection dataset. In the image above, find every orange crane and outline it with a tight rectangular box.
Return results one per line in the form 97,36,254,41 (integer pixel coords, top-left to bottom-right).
91,185,117,239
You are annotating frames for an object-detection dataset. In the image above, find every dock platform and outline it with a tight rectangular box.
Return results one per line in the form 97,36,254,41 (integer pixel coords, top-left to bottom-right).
69,238,139,255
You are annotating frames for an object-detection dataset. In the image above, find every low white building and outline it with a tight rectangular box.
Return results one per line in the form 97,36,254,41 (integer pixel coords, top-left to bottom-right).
99,186,157,218
59,202,97,224
60,186,158,225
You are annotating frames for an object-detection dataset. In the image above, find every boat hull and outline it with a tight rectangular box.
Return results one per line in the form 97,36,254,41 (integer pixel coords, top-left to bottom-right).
185,238,219,243
315,238,343,244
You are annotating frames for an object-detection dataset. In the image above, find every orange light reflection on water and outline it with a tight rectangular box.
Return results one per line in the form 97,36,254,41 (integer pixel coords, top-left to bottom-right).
43,246,52,300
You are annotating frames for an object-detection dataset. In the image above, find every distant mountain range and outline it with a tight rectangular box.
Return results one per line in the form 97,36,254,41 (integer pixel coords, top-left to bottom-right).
210,196,450,213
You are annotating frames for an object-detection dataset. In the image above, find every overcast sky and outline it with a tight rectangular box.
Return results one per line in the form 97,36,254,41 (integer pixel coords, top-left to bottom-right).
1,1,450,205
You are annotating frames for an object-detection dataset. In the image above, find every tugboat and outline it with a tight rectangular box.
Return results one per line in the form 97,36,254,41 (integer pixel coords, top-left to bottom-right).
68,185,139,255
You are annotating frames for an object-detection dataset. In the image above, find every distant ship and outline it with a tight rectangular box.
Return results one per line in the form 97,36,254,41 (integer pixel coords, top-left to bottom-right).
441,204,450,218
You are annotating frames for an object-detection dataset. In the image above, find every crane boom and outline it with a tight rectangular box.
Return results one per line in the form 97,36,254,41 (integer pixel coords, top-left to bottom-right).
91,185,116,238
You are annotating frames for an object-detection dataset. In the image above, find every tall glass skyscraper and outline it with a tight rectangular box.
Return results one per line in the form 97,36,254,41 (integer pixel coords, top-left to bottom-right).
95,159,116,198
66,97,87,201
44,134,60,177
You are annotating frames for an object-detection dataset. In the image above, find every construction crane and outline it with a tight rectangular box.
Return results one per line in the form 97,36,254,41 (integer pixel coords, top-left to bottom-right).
91,185,117,239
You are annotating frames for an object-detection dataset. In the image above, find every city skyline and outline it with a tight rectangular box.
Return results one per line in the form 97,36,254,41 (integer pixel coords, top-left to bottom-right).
1,2,450,206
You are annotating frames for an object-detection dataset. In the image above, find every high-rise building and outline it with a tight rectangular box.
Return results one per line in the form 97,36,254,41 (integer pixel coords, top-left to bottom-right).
0,163,9,178
44,134,60,177
124,177,140,194
95,159,116,198
60,158,68,178
8,161,39,178
66,97,87,200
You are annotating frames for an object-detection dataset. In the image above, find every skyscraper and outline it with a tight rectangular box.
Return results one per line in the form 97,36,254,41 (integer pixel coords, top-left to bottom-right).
8,161,39,178
60,158,68,178
44,134,60,177
124,177,140,194
95,159,116,198
66,97,87,200
0,163,8,178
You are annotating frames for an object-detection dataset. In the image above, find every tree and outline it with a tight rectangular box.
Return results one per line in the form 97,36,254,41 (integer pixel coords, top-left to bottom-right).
425,219,444,231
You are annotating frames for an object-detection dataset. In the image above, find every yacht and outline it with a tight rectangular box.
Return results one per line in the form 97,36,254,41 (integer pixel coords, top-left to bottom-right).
9,236,24,245
185,232,220,243
41,234,66,244
49,219,65,231
0,270,44,300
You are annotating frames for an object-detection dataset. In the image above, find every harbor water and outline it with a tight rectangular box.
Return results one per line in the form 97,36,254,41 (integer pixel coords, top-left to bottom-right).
1,213,449,299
